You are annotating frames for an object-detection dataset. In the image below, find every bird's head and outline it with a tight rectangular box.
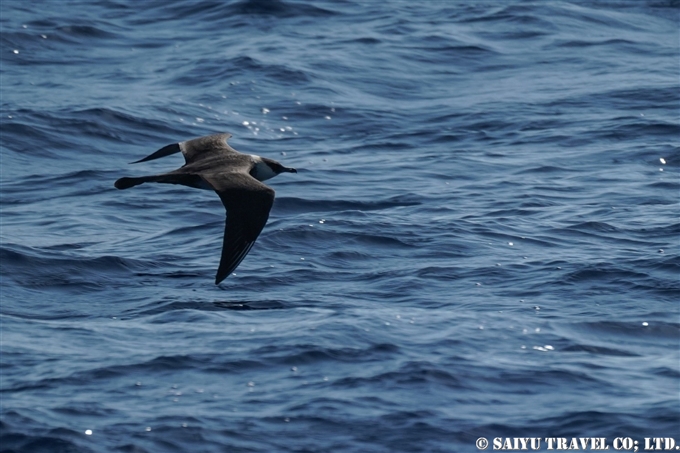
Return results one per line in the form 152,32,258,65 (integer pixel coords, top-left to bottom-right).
264,157,297,175
251,156,297,182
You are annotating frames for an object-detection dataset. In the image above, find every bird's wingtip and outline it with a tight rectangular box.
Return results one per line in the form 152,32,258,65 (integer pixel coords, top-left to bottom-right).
130,143,182,164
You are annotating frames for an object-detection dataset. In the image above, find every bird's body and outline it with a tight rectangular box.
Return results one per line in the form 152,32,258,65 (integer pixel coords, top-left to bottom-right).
114,133,296,284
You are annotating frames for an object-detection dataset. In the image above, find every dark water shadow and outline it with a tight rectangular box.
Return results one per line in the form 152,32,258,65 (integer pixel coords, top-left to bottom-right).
126,299,289,317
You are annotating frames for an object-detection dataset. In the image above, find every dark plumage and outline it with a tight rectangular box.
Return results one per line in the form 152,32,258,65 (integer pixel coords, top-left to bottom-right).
114,133,296,284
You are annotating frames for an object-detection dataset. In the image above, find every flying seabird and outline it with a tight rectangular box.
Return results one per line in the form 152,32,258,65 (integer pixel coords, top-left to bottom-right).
114,133,296,284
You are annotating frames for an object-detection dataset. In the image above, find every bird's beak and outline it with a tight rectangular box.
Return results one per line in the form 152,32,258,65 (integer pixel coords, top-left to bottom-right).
284,167,297,173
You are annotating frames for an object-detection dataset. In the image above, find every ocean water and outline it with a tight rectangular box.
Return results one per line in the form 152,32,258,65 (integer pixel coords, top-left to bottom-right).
1,1,679,452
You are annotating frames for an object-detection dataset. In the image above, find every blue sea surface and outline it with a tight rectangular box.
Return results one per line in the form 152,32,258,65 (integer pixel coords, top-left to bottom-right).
1,1,679,452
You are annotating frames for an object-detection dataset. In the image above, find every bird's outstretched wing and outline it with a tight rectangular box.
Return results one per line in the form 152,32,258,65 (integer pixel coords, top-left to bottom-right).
131,133,238,165
201,173,275,284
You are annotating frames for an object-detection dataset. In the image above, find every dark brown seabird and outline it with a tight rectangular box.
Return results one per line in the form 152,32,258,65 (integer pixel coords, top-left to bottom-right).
114,133,296,284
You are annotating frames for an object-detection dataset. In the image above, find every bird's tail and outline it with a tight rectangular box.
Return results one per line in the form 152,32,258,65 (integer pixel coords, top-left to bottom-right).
114,175,160,190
